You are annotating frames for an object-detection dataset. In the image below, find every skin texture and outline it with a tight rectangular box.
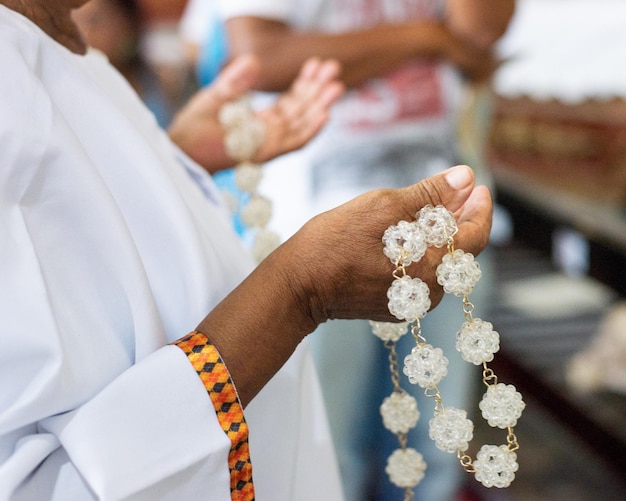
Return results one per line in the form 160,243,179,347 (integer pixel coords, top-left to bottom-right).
224,1,516,91
3,0,493,406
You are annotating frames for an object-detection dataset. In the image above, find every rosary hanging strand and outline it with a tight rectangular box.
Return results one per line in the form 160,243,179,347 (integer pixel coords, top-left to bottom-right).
375,204,524,494
370,321,425,500
219,97,281,262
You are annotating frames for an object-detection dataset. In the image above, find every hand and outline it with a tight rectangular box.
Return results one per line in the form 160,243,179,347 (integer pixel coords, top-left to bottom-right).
168,54,344,173
253,57,344,162
279,164,493,327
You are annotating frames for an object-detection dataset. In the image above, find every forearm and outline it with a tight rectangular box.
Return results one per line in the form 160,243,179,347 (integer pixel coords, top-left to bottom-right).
194,241,316,407
445,0,516,49
225,17,450,91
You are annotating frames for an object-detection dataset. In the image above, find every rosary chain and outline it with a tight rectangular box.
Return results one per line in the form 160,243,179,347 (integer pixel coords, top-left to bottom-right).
385,340,403,393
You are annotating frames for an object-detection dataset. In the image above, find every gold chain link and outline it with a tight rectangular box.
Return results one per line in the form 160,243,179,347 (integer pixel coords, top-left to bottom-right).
457,450,476,473
385,340,402,393
482,362,498,388
462,296,475,322
507,427,520,452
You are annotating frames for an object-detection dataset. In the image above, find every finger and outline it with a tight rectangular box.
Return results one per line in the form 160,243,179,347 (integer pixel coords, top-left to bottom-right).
279,60,344,134
454,185,493,256
401,165,476,218
305,58,342,83
285,80,344,138
457,185,493,225
198,54,261,109
259,67,343,157
292,58,341,93
298,57,323,80
279,58,342,116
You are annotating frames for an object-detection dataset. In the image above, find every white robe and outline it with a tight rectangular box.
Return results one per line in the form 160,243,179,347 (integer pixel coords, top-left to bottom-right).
0,6,342,500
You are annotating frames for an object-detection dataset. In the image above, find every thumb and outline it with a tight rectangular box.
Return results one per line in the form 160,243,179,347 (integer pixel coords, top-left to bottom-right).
402,165,476,216
403,165,493,255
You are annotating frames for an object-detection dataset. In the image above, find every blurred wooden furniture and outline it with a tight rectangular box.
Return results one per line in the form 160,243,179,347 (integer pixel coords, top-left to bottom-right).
484,94,626,487
488,93,626,294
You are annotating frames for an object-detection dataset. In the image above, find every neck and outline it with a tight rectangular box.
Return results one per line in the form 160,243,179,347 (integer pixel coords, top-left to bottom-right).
1,0,87,54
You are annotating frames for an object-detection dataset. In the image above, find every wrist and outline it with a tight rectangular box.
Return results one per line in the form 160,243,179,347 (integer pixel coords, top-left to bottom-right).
194,240,317,406
261,236,321,335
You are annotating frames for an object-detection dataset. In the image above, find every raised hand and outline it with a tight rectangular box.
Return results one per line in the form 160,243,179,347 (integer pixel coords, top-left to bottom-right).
253,57,344,162
168,54,343,173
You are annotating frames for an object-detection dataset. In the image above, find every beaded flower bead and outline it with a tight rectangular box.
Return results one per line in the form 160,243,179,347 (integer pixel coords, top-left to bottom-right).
385,448,427,488
416,204,458,247
380,392,420,434
387,275,431,321
251,229,281,263
219,99,266,162
403,344,449,388
223,119,265,162
473,444,519,488
479,383,526,429
382,220,427,266
436,249,482,297
218,98,251,127
241,195,272,228
456,318,500,365
369,321,410,343
234,162,264,193
428,407,474,453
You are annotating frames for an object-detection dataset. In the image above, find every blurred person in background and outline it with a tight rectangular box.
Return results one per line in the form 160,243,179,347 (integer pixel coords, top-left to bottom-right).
217,1,515,499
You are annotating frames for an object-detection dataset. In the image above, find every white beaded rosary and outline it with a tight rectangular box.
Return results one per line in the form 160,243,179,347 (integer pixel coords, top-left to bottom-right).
372,204,525,499
219,97,281,263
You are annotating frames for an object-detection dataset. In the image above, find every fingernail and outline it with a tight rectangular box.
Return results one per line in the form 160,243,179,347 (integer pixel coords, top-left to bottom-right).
445,165,472,190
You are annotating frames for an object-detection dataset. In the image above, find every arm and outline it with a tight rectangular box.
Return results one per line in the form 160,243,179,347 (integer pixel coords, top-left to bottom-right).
224,16,459,90
224,4,515,92
195,165,492,406
167,54,343,173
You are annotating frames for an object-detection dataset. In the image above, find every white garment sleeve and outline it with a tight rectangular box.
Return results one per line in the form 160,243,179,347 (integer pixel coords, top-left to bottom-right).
1,331,232,501
0,20,232,500
39,348,232,501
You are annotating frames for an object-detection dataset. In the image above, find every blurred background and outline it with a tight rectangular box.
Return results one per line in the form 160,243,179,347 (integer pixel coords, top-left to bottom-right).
463,1,626,499
74,0,626,499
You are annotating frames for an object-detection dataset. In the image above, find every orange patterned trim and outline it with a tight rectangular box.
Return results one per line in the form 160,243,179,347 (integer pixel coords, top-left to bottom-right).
174,332,254,500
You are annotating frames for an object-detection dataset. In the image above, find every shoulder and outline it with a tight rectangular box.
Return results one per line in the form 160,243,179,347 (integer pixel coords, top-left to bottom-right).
0,5,44,66
0,6,52,197
0,6,52,110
